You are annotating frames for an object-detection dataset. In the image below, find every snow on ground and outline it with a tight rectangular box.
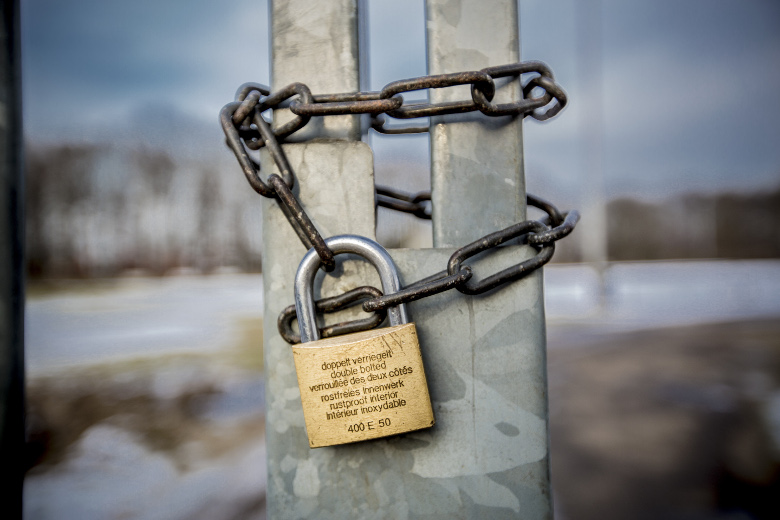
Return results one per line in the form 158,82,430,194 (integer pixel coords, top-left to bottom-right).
22,261,780,519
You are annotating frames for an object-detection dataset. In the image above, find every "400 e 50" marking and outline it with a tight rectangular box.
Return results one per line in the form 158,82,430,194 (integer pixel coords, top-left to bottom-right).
347,418,391,432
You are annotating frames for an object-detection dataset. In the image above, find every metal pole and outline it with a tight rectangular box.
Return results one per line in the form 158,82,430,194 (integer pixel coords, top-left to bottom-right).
263,1,551,517
428,0,527,246
0,0,25,516
262,1,383,518
383,0,553,516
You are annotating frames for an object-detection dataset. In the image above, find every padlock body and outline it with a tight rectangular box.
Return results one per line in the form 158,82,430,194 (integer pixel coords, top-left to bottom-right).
292,323,434,448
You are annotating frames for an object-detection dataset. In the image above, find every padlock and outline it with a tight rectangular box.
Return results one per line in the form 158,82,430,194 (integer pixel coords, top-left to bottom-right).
292,234,435,448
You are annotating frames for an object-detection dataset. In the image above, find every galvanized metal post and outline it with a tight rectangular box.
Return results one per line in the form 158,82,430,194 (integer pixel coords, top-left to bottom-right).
0,0,25,516
262,1,382,518
390,0,552,516
427,0,528,246
263,1,551,518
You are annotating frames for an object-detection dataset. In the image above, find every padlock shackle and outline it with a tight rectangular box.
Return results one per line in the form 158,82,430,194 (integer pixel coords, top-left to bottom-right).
294,235,408,343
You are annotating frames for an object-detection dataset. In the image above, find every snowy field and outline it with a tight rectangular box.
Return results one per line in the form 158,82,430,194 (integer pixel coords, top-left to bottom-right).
26,259,780,373
545,259,780,329
23,260,780,520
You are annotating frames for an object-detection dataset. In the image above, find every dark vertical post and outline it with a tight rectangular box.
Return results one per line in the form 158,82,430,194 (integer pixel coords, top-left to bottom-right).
0,0,25,516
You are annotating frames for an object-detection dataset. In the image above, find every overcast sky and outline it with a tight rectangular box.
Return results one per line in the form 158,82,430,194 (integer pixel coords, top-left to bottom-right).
21,0,780,203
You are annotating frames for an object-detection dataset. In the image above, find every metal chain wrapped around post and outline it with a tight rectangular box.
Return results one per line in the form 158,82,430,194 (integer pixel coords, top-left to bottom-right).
221,61,579,344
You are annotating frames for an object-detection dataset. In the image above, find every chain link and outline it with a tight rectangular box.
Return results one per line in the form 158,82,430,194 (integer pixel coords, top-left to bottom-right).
278,286,387,345
364,195,580,311
279,195,580,344
223,61,566,155
220,61,578,344
376,186,432,219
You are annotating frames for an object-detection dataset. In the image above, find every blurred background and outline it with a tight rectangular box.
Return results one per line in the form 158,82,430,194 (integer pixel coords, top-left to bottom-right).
20,0,780,519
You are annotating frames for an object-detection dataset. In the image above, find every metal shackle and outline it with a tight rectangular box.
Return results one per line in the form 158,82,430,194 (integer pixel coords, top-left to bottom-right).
294,235,408,343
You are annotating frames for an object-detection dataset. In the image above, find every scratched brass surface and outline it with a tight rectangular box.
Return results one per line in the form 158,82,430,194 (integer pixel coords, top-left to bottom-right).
292,323,435,448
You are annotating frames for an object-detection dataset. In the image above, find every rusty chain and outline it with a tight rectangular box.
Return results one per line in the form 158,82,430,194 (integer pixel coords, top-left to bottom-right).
220,61,578,344
278,286,387,345
376,186,432,219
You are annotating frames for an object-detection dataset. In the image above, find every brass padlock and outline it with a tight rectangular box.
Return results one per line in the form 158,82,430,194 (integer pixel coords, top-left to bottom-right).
292,235,435,448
